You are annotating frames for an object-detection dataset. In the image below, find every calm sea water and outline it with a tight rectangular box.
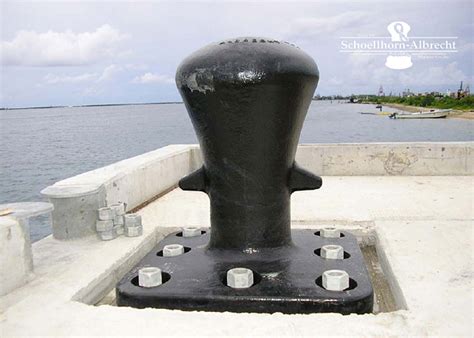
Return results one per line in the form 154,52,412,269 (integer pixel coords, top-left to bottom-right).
1,101,472,241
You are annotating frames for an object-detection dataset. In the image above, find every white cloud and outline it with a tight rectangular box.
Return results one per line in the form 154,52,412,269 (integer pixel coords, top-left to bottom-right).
43,64,126,85
132,72,174,84
398,62,468,86
44,73,98,84
1,25,128,66
345,54,470,88
288,11,369,37
97,64,122,82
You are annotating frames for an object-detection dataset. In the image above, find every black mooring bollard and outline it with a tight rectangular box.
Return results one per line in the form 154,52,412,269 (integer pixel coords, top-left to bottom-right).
176,37,322,250
116,37,374,314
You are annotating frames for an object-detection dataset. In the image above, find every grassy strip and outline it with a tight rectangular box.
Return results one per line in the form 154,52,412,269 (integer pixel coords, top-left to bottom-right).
362,95,474,111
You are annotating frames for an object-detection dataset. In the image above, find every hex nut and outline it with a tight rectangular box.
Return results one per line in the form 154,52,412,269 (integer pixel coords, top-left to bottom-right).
98,229,118,241
96,219,114,232
227,268,254,289
138,267,162,287
163,244,185,257
124,214,142,227
98,207,114,220
321,227,341,238
125,225,143,237
322,270,350,291
114,225,124,236
321,245,344,260
182,227,201,237
114,215,124,226
110,202,126,216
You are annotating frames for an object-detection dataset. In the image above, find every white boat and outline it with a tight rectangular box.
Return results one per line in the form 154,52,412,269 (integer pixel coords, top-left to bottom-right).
389,109,451,119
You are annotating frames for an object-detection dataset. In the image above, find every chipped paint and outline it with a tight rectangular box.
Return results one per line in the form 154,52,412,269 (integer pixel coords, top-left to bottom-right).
183,69,214,94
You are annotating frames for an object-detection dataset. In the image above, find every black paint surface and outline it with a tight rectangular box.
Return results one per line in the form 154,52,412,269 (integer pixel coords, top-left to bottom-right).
116,229,373,314
176,37,322,250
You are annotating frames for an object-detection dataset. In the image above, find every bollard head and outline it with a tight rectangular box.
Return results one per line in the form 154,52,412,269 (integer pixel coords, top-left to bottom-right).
322,270,350,291
226,268,254,289
321,245,344,260
138,267,162,288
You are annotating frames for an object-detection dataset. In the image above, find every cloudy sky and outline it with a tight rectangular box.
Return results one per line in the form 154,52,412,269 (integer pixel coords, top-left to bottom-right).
1,0,472,107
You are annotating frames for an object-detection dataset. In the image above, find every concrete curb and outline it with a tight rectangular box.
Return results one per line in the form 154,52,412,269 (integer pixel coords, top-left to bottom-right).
40,142,473,240
41,145,199,240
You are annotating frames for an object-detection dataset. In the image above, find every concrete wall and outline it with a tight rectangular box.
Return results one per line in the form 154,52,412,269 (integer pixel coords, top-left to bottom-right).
41,145,200,239
295,142,473,176
41,142,472,240
190,142,473,176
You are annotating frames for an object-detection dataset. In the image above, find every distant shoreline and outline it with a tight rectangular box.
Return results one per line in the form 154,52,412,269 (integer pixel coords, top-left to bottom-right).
0,101,184,111
382,103,474,120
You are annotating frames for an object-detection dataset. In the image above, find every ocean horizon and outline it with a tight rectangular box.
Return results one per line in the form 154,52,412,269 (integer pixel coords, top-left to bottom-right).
1,100,472,241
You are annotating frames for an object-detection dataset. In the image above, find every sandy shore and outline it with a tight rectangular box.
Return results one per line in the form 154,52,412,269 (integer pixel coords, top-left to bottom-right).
383,103,474,120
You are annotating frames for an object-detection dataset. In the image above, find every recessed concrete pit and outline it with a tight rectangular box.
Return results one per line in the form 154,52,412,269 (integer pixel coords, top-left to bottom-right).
94,226,404,315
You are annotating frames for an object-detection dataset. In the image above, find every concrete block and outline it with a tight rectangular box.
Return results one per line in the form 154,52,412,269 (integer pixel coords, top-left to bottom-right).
0,217,33,296
0,202,53,296
41,185,106,240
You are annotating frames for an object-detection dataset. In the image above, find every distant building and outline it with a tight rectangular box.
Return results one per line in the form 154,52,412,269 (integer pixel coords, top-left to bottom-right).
457,81,470,98
402,88,414,97
378,85,385,97
464,84,470,96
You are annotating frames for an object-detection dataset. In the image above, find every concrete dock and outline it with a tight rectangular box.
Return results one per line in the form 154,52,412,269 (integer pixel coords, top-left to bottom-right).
1,142,472,336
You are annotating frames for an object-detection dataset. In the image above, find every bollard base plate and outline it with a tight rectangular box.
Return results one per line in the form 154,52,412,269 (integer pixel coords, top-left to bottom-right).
116,229,373,314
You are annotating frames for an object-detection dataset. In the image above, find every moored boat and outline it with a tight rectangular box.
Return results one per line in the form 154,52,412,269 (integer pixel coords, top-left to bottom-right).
389,109,451,119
